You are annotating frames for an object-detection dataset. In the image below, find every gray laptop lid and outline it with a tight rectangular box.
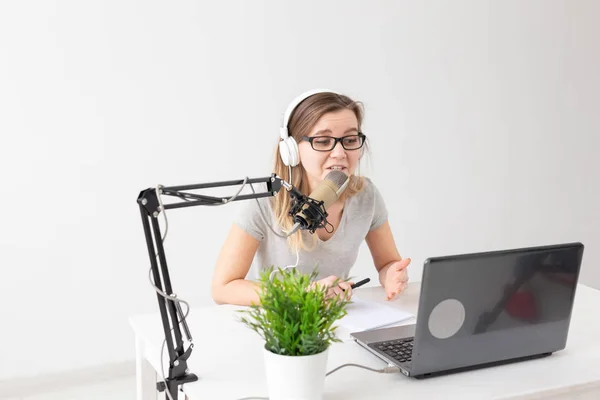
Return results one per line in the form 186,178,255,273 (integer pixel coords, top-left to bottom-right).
410,242,584,376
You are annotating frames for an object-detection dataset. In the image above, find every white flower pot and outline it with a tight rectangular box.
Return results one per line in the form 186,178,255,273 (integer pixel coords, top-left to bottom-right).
263,346,329,400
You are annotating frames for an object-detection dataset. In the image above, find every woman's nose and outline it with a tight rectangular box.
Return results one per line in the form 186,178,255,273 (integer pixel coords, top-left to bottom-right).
330,140,346,157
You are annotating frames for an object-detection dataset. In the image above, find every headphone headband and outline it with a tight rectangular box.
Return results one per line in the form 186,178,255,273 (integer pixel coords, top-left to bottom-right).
278,88,340,167
279,88,338,140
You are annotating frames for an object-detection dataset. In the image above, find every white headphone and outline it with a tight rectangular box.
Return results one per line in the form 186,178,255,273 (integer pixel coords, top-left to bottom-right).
279,88,338,167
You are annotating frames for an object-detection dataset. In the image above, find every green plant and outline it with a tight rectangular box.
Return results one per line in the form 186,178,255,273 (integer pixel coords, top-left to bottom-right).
238,266,351,356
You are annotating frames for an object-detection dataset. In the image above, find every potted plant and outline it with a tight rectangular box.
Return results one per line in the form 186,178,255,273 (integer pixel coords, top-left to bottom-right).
238,266,351,400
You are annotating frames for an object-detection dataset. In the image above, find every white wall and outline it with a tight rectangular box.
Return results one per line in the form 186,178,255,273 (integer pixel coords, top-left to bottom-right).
0,0,598,382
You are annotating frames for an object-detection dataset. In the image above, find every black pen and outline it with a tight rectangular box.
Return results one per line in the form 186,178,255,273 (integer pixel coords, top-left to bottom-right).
350,277,370,289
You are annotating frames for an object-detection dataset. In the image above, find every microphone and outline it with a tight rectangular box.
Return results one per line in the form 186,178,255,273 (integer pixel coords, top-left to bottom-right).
288,170,350,235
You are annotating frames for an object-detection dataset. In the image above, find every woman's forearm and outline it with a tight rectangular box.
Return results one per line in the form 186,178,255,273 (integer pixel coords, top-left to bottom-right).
212,279,261,306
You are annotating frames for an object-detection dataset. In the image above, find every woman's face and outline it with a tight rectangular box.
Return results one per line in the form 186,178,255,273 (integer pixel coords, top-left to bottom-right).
298,109,361,193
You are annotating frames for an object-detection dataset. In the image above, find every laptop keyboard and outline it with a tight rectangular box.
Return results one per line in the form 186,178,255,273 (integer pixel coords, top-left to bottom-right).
374,337,414,363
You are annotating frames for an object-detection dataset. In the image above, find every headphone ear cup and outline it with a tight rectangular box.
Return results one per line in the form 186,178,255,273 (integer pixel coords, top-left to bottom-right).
279,137,300,167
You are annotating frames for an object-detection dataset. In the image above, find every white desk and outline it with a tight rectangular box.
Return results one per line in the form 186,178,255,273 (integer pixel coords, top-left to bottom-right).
129,282,600,400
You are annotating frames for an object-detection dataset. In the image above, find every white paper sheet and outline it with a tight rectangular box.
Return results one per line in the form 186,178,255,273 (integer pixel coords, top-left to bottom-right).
337,298,414,333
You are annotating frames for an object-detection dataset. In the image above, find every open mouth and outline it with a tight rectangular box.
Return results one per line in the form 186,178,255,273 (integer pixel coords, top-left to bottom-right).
327,166,347,171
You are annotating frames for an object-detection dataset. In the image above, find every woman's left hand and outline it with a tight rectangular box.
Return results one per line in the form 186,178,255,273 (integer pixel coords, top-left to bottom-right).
383,258,410,301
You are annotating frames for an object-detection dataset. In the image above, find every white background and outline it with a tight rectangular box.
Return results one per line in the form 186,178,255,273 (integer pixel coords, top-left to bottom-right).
0,0,598,382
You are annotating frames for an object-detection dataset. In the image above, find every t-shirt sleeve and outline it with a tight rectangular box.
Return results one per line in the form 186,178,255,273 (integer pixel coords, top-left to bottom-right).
232,198,270,241
369,179,389,231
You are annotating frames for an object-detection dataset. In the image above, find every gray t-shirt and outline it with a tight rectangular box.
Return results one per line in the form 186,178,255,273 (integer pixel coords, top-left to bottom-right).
233,177,388,281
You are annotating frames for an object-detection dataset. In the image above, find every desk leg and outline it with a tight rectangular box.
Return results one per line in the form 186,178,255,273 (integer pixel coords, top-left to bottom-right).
136,334,157,400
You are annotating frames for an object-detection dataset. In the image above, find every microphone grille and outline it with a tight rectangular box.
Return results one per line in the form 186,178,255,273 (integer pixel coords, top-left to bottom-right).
325,170,349,189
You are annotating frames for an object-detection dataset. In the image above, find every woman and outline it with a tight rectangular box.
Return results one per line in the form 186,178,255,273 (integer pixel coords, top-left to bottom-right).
211,89,410,306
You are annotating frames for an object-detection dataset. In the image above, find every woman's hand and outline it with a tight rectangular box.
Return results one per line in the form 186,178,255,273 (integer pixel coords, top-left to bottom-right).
383,258,410,301
312,275,353,300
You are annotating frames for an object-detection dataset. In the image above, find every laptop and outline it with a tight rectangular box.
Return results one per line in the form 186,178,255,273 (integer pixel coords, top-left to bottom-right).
350,242,584,379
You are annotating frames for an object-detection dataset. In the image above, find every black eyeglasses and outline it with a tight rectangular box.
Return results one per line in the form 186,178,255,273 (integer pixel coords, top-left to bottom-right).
301,133,366,152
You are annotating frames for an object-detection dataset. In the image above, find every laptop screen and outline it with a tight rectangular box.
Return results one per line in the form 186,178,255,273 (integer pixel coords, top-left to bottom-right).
412,243,584,375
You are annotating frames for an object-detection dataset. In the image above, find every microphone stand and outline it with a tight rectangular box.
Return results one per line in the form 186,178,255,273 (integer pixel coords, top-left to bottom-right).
137,174,297,399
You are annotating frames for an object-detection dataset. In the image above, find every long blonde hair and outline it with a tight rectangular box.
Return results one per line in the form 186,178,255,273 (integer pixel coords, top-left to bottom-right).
272,92,366,252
